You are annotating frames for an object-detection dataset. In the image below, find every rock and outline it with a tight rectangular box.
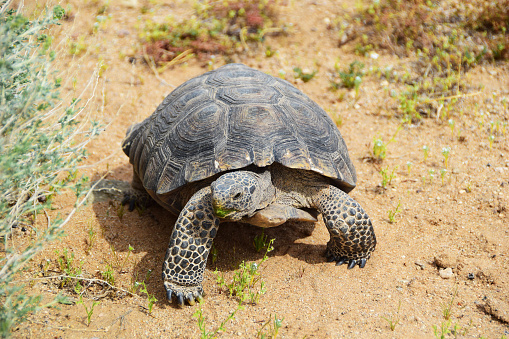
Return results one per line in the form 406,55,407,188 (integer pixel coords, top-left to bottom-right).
434,253,458,269
439,267,454,279
482,296,509,324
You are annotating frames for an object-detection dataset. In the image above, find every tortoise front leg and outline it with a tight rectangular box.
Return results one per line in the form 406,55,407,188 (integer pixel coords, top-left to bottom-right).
162,187,219,306
314,186,376,269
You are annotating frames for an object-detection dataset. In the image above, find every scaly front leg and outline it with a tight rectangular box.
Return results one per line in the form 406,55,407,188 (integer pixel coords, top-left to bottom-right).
314,186,376,269
162,187,220,306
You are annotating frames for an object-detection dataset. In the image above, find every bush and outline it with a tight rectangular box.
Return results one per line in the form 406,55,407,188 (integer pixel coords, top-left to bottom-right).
140,0,286,64
0,4,100,337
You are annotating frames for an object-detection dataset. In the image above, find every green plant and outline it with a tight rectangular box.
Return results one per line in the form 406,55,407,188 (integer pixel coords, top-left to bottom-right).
56,249,83,290
293,67,317,82
217,239,274,304
488,134,495,149
379,166,397,189
253,230,271,253
85,222,96,255
76,295,99,327
381,300,401,331
332,60,364,90
422,145,430,161
257,313,284,339
428,169,435,184
107,244,134,273
448,119,455,136
441,147,451,168
388,202,401,223
406,161,413,175
440,169,447,185
372,138,387,161
139,281,157,314
442,287,458,320
0,4,101,335
101,264,115,286
193,300,242,339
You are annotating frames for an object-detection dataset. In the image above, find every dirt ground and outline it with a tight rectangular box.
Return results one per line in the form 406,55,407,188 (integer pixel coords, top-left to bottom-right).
11,0,509,338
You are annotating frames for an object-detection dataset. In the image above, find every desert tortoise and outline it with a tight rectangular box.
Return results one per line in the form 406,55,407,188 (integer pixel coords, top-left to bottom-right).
122,63,376,306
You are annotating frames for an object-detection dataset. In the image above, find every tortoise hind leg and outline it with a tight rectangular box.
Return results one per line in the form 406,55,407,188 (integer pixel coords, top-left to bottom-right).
121,170,154,211
162,186,220,306
314,186,376,269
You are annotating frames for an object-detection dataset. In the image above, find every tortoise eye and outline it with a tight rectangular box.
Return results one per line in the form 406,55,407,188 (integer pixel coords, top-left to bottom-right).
233,192,242,200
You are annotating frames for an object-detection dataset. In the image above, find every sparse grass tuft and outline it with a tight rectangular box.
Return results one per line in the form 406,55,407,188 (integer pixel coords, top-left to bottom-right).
381,300,401,331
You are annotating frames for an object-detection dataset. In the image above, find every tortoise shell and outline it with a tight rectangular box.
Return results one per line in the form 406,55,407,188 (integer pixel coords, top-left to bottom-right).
122,63,356,195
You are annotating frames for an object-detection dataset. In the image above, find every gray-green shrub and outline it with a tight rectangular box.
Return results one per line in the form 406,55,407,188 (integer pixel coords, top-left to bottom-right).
0,3,101,336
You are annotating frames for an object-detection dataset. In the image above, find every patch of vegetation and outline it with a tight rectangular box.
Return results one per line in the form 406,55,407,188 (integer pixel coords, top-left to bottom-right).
253,230,271,253
193,299,242,339
0,4,101,336
388,201,401,223
140,0,287,64
293,67,317,82
216,238,274,304
76,295,99,326
257,313,283,339
334,0,509,121
331,60,364,90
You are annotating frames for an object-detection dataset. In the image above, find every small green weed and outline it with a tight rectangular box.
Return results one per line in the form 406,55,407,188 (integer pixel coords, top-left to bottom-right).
56,249,83,290
139,281,157,314
442,287,458,320
406,161,413,175
440,169,448,185
253,230,271,253
331,60,364,90
422,145,430,162
379,166,397,189
193,300,242,339
388,202,401,223
488,135,495,149
76,295,99,327
381,300,401,331
441,147,451,168
101,264,115,286
107,244,134,273
257,313,284,339
216,239,274,304
293,67,317,82
372,138,387,161
85,222,96,255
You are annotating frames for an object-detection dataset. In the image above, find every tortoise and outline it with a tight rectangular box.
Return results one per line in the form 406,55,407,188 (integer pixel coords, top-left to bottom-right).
121,63,376,306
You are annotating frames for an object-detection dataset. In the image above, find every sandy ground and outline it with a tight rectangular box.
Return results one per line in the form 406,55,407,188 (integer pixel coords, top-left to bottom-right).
9,0,509,338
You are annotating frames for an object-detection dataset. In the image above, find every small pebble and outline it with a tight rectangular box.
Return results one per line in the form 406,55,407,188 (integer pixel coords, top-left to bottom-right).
439,267,454,279
415,261,425,270
467,273,475,280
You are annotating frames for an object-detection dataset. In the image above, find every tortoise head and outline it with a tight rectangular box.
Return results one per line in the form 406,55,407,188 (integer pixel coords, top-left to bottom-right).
211,171,273,221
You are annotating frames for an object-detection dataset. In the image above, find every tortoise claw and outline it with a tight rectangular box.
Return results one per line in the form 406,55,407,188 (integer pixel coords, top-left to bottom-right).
186,293,196,306
335,257,347,266
359,258,367,268
176,293,184,307
163,281,204,306
347,260,357,269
